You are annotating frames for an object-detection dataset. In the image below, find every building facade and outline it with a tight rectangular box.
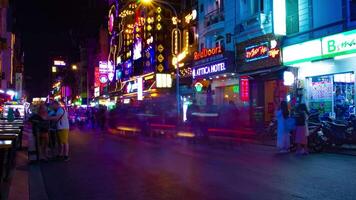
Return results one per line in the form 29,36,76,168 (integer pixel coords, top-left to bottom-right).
282,0,356,120
0,0,23,100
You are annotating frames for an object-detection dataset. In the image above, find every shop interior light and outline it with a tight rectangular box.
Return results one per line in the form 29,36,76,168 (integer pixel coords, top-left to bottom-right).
334,53,356,60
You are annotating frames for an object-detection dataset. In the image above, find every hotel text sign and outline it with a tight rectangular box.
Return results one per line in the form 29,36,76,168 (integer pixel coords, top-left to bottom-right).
192,62,226,78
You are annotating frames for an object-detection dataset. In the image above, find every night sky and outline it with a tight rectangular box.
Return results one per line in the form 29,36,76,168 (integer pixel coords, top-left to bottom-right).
14,0,107,99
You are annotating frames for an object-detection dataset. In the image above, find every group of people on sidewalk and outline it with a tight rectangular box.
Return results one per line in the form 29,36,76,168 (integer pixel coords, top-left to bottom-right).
276,101,310,155
30,101,70,162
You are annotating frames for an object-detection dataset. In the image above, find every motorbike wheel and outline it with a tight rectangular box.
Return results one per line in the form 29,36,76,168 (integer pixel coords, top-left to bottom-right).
310,136,325,153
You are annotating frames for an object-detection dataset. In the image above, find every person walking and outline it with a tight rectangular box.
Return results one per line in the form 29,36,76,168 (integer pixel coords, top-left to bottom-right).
276,101,290,153
49,101,70,161
295,103,309,155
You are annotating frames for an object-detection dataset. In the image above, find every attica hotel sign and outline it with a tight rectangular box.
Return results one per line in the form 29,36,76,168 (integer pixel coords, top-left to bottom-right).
192,61,226,78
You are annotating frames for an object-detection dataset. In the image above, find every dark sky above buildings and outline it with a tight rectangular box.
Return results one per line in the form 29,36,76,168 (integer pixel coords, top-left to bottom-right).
15,0,106,98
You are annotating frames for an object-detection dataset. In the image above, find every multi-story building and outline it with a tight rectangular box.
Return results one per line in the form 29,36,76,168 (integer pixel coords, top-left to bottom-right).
0,0,23,100
195,0,285,127
97,0,192,109
194,0,238,107
282,0,356,120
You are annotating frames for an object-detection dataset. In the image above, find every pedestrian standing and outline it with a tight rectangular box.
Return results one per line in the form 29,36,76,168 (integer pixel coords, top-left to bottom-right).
38,104,50,161
48,106,59,159
276,101,290,153
295,103,309,155
49,101,70,161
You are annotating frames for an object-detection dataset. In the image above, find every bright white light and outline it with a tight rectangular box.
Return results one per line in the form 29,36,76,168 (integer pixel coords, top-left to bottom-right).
133,38,142,60
6,90,16,97
286,94,291,102
283,71,295,86
334,53,356,60
156,74,172,88
273,0,286,36
0,90,4,93
283,39,322,65
137,77,143,100
270,40,277,49
54,60,66,66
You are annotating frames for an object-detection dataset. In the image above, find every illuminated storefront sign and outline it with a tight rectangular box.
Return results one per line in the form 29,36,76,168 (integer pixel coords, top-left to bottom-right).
194,46,223,61
172,28,181,55
185,10,197,24
283,29,356,65
108,5,116,35
53,60,66,66
156,73,172,88
107,61,115,82
99,61,108,84
126,81,138,93
194,82,203,92
192,62,226,78
322,29,356,57
94,87,100,97
282,39,322,65
240,78,249,102
133,38,142,60
94,67,100,87
245,40,280,62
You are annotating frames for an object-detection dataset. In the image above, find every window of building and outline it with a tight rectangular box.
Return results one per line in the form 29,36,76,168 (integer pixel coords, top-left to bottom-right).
350,0,356,21
215,35,225,49
286,0,299,35
243,0,263,17
215,0,224,11
200,4,204,13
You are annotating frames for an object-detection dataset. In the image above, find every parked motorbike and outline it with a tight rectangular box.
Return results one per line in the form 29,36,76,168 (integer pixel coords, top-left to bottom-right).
321,115,356,147
289,121,325,153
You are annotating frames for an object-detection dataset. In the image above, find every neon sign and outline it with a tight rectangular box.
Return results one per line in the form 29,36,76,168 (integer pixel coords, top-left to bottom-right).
240,78,249,102
107,61,115,82
108,5,116,35
133,38,142,60
194,46,223,61
245,40,280,62
99,61,108,84
192,62,226,78
53,60,66,66
194,82,203,92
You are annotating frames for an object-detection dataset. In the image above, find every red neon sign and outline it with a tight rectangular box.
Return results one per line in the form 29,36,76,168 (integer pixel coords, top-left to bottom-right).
240,78,249,102
94,67,100,87
245,40,280,62
194,46,223,61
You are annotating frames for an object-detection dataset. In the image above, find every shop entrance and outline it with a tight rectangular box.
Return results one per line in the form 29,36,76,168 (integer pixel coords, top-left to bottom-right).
306,72,355,119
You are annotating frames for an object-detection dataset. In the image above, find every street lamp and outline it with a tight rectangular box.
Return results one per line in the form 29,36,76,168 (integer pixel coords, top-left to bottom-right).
141,0,181,120
71,65,78,70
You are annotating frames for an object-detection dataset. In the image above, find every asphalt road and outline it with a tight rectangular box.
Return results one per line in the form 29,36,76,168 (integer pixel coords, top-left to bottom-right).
32,129,356,200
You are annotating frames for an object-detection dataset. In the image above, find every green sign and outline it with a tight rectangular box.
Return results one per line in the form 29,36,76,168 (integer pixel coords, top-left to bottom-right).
283,29,356,65
233,85,239,93
322,29,356,57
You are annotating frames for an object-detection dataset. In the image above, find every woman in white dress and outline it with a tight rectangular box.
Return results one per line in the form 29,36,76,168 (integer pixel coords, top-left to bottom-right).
276,101,290,153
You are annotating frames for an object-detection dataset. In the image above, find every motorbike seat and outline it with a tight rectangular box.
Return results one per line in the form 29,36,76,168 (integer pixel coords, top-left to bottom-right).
330,122,347,128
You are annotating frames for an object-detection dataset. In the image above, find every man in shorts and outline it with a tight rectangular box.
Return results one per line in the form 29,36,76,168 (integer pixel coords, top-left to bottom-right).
49,101,70,161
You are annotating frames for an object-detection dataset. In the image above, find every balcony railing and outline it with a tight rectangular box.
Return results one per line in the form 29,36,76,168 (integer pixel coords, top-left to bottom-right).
204,8,225,27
